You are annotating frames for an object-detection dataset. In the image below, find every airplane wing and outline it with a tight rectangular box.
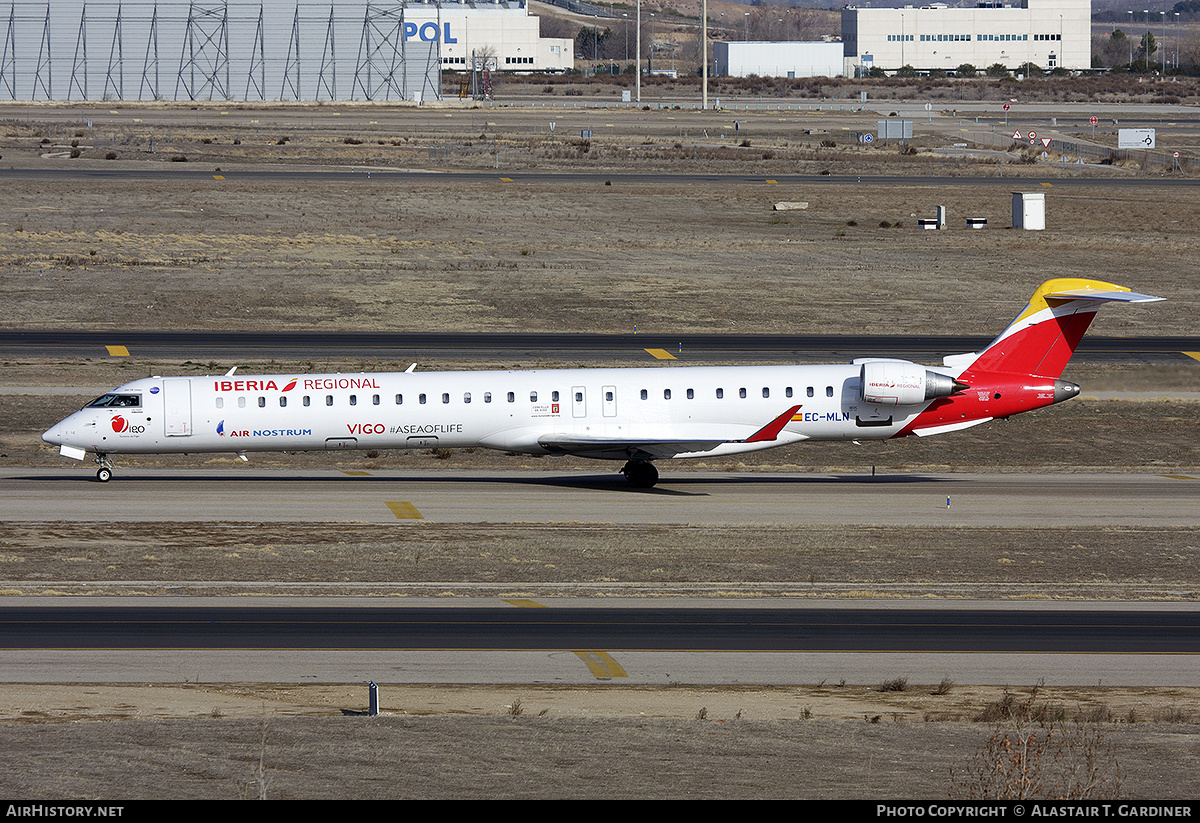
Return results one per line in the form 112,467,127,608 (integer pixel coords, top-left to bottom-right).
536,406,803,460
536,435,727,461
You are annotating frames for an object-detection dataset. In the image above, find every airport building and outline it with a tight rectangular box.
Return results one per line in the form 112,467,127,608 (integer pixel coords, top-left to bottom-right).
0,0,574,102
840,0,1091,75
713,41,845,78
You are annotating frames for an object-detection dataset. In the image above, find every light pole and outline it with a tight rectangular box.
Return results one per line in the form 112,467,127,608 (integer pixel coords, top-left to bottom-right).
702,0,708,110
1144,9,1150,70
1162,10,1167,73
594,15,598,73
650,13,655,74
636,0,641,102
623,13,628,67
1128,10,1133,69
744,11,749,42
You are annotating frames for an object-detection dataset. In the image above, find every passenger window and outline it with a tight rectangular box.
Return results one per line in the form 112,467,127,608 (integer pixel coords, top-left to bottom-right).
349,395,357,406
372,394,380,406
664,389,671,400
807,387,814,398
464,392,471,404
575,391,583,402
419,394,427,405
762,388,769,398
507,392,515,403
303,395,311,407
442,393,450,404
552,391,560,402
640,389,648,400
826,386,834,397
687,388,694,399
279,397,287,408
395,394,403,405
786,387,793,398
258,396,266,408
606,390,614,402
739,388,747,399
484,392,492,403
238,397,246,409
530,391,538,402
716,388,724,399
215,397,224,409
326,395,333,406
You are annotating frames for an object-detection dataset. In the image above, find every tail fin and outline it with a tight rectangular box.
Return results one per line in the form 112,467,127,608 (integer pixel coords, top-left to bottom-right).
955,278,1163,379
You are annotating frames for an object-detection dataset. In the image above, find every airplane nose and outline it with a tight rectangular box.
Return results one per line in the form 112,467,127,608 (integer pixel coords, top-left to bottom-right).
42,424,62,445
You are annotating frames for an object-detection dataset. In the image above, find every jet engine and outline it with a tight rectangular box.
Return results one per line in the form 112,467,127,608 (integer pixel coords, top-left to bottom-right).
859,361,966,406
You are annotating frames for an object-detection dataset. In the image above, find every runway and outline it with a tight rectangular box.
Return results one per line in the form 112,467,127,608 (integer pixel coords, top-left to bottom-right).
0,598,1196,687
1,330,1196,363
2,468,1196,527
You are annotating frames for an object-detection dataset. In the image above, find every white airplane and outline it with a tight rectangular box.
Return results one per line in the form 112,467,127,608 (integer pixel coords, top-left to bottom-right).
43,278,1161,487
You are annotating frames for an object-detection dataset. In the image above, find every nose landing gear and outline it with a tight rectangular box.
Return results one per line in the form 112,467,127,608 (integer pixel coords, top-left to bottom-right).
620,460,659,489
94,454,114,482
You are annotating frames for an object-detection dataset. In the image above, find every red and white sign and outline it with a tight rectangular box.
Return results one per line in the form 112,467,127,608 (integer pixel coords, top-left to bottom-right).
1042,138,1052,148
1089,116,1098,125
1003,104,1010,111
1012,130,1023,140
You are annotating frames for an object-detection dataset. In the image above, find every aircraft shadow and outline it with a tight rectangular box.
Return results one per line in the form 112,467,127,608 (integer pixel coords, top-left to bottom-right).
13,471,959,497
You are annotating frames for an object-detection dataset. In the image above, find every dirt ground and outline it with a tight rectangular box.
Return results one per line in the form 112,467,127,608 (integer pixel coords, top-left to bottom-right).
1,100,1198,799
0,683,1195,799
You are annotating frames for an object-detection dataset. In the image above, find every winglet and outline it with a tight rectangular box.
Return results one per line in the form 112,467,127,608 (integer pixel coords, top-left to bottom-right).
743,405,802,443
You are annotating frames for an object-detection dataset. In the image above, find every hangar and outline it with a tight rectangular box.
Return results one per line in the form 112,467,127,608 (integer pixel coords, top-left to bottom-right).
840,0,1091,75
0,0,573,102
713,41,845,78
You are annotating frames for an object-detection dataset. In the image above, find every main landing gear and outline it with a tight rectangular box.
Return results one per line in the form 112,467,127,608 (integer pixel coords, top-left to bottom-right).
621,460,658,489
94,454,114,482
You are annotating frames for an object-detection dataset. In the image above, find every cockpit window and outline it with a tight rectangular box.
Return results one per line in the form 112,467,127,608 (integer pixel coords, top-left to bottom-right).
87,393,141,408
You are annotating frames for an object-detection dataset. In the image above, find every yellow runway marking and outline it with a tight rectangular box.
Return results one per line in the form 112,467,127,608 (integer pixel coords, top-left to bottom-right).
212,175,225,180
105,345,129,357
1041,182,1053,187
644,348,677,360
341,470,373,476
503,599,547,608
1162,475,1199,480
1183,352,1200,362
573,651,627,678
385,501,423,519
765,179,778,184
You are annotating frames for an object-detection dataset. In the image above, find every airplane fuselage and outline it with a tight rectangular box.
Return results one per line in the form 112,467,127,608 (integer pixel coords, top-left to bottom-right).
49,363,935,459
41,278,1161,486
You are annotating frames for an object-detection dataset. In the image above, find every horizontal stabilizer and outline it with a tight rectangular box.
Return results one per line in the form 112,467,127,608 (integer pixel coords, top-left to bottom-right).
1045,288,1163,303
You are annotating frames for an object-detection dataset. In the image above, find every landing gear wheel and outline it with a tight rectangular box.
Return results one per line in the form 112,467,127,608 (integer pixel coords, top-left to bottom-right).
621,460,658,489
96,467,112,483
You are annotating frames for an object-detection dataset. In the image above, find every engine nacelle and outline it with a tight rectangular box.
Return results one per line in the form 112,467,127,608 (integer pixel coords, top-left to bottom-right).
860,361,962,406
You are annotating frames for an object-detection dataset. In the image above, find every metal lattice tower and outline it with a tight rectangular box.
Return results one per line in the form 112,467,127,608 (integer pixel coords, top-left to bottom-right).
138,2,159,100
280,4,299,100
33,4,51,99
0,4,14,99
104,3,125,101
316,3,336,100
175,0,230,101
68,5,86,99
353,3,406,101
244,2,264,99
